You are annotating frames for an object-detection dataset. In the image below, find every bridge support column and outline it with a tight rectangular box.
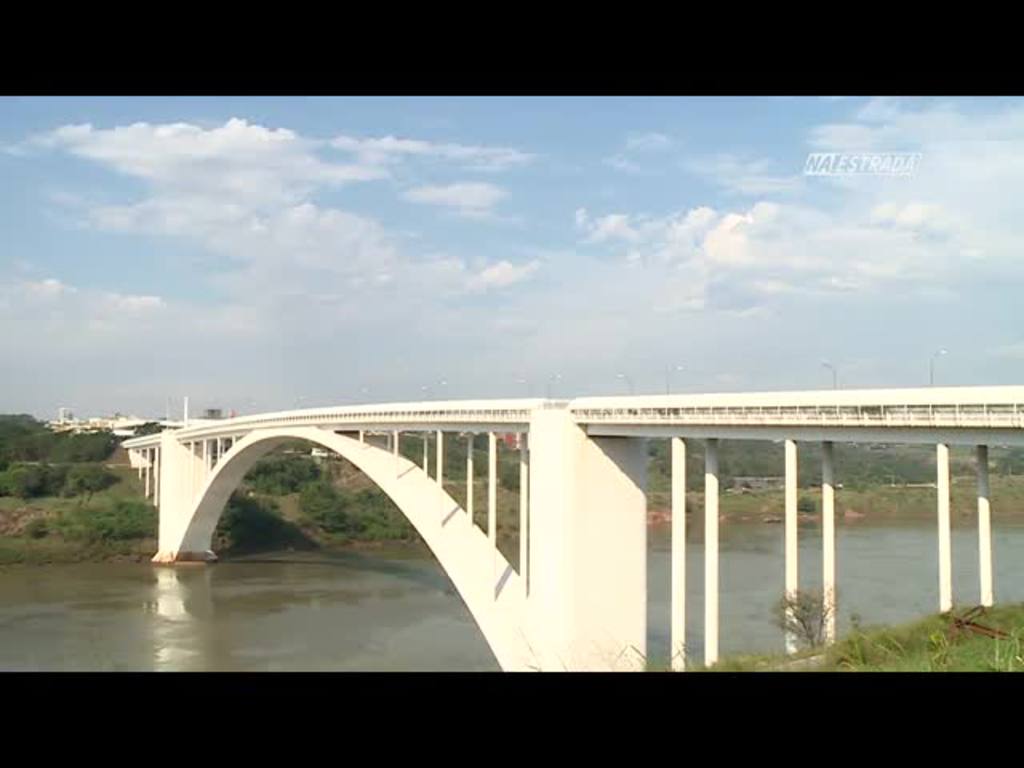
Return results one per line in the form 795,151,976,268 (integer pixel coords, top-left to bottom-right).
423,434,429,473
393,430,400,476
519,432,529,593
525,408,647,671
822,441,836,645
436,430,444,519
705,438,719,668
466,434,474,525
153,431,217,564
144,452,151,499
977,445,994,607
937,443,953,613
153,448,160,509
488,432,497,566
671,436,687,671
784,439,799,654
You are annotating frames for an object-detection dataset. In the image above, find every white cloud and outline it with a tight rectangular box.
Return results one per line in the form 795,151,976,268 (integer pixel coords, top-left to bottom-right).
466,259,540,291
403,182,506,216
330,134,534,171
24,277,76,299
33,119,385,208
604,131,675,174
625,132,672,153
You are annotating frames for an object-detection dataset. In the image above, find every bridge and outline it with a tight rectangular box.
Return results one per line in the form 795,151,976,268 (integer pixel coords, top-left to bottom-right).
123,386,1024,671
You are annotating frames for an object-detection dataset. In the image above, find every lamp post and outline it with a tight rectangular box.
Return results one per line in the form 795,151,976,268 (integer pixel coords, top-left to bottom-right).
822,360,838,390
665,364,684,395
617,372,635,395
930,349,948,386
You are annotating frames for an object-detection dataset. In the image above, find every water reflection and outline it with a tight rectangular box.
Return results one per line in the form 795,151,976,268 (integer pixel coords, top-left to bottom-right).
147,566,216,671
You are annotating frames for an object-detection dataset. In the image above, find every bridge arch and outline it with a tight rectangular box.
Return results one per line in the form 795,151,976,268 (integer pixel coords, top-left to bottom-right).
163,426,536,671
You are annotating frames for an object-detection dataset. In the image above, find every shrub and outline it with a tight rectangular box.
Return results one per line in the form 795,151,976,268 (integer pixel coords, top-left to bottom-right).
24,518,48,539
797,495,817,514
299,480,357,534
244,455,321,495
772,589,835,650
56,499,157,543
63,464,117,502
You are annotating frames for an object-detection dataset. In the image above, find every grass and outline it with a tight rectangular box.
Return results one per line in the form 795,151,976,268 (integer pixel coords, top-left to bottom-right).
686,603,1024,672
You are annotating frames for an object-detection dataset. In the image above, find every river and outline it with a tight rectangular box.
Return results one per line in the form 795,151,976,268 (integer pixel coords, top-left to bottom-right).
2,521,1023,670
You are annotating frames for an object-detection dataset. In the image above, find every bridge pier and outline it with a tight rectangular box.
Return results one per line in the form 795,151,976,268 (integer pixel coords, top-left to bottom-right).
488,432,497,577
704,438,719,668
784,439,799,655
937,443,953,612
436,430,444,520
526,408,647,671
822,440,836,644
466,434,474,525
977,445,994,607
670,436,687,670
519,432,529,593
153,431,218,563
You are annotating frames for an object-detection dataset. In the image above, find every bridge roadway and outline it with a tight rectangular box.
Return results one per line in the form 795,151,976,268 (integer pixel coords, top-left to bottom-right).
123,385,1024,671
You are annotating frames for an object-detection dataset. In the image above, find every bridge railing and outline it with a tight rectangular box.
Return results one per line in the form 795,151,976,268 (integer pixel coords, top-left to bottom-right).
570,402,1024,429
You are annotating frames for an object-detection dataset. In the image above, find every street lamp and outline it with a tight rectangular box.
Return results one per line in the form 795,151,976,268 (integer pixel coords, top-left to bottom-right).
665,364,684,395
821,360,837,390
617,372,635,395
930,349,948,386
546,373,562,399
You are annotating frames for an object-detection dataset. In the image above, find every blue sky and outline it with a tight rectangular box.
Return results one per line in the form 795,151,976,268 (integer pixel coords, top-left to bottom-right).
3,96,1024,418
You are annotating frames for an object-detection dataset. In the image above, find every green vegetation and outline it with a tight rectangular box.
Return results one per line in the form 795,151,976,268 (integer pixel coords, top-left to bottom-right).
704,603,1024,672
245,454,320,495
0,415,116,468
214,493,314,554
0,462,117,501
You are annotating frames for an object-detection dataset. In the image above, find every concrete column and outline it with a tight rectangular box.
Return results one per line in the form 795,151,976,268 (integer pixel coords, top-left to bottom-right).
359,429,365,445
784,439,799,654
704,438,719,668
153,448,160,509
203,439,210,475
977,445,994,607
519,432,529,592
466,434,474,524
525,408,647,670
144,452,151,499
393,430,400,476
436,430,444,519
671,436,687,671
488,432,498,553
423,434,429,473
822,441,836,645
937,442,953,613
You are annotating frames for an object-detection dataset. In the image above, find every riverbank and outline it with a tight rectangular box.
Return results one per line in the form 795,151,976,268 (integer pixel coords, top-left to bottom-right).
646,474,1024,526
700,602,1024,671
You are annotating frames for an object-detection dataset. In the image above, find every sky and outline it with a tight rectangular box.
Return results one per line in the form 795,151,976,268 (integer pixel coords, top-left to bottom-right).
2,96,1024,419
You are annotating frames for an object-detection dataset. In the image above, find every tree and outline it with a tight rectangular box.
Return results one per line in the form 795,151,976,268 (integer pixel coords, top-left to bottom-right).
772,589,835,649
64,464,116,504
